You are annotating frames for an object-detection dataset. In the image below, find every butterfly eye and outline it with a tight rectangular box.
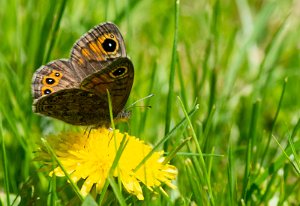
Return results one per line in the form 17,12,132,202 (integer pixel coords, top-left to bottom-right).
46,78,55,85
111,67,127,77
102,38,117,52
44,89,52,95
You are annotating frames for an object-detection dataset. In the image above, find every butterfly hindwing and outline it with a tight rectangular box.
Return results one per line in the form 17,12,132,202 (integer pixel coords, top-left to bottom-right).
80,57,134,116
33,88,111,125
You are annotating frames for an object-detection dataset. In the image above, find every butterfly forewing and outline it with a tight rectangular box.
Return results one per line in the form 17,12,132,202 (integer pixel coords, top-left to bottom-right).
32,59,80,100
70,22,127,81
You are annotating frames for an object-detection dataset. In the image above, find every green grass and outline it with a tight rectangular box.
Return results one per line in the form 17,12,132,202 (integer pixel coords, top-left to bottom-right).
1,0,300,205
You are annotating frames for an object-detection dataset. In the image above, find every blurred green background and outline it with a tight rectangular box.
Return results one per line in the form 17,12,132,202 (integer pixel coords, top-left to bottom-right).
1,0,300,205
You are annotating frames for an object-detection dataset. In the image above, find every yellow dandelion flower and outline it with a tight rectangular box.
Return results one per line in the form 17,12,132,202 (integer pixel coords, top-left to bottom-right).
39,127,177,200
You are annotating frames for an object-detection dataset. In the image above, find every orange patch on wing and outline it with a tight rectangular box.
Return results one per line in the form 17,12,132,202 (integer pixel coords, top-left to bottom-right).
89,42,105,61
77,58,84,65
50,70,63,78
81,48,91,57
41,86,54,95
42,70,62,87
97,36,108,56
89,42,100,54
97,34,106,44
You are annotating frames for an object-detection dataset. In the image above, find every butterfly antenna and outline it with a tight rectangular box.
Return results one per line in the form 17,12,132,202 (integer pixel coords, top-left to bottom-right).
125,94,154,110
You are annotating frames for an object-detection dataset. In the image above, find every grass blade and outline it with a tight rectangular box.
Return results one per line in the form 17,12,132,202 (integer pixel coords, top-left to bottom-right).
164,0,180,139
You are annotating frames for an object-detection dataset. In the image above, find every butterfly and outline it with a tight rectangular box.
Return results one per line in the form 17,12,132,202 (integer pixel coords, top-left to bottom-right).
32,22,134,126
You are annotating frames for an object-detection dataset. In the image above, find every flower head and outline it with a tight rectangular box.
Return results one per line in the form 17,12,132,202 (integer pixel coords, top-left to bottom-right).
38,127,177,200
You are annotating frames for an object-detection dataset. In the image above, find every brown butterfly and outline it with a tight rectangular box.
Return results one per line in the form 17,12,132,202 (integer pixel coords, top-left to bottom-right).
32,22,134,126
